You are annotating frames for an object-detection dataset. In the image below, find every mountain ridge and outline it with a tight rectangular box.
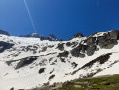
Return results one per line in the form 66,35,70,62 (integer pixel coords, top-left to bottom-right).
0,30,119,90
19,33,60,41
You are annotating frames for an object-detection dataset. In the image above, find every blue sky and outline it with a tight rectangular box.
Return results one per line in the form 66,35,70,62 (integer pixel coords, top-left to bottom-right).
0,0,119,40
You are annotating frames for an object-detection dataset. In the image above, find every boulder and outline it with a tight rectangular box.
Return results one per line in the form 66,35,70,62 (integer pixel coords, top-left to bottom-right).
71,45,81,57
86,37,96,45
79,53,85,58
39,68,46,74
0,41,14,53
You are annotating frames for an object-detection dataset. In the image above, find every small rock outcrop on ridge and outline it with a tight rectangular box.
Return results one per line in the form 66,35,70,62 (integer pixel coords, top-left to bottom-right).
20,33,59,41
0,30,10,36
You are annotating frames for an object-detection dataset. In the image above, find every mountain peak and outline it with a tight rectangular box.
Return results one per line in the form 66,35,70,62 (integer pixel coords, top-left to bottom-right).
20,33,59,41
0,30,119,90
0,30,10,36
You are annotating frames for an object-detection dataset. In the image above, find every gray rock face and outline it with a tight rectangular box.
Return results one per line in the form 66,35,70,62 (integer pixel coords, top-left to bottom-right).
109,30,119,39
70,30,119,57
97,32,118,49
58,51,69,57
73,32,84,38
0,41,14,53
0,30,10,36
15,56,38,69
71,45,82,57
86,46,97,56
57,43,64,51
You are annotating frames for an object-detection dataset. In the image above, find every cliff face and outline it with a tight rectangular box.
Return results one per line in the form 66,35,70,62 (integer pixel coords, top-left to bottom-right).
0,30,119,90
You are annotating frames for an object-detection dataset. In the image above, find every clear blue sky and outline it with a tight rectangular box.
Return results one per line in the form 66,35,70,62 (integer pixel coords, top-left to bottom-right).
0,0,119,40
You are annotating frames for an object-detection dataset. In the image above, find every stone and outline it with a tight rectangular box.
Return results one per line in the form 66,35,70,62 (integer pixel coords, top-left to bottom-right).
0,41,14,53
57,43,64,51
58,51,69,57
73,32,84,38
15,56,38,69
79,53,85,58
66,42,71,47
86,37,96,45
109,30,119,40
39,68,45,74
87,45,97,56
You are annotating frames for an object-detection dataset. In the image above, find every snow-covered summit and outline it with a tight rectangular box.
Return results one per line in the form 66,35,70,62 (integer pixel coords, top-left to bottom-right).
0,30,119,90
20,33,59,41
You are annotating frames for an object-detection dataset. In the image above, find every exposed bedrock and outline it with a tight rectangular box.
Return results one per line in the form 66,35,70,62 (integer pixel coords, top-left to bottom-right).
69,30,119,57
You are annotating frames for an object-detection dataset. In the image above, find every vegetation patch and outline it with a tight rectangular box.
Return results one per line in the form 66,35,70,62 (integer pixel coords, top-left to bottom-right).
57,74,119,90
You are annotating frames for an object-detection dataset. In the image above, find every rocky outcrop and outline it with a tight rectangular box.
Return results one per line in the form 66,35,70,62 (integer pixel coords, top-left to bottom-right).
73,32,84,38
0,30,10,36
15,56,38,69
39,68,46,74
57,43,64,51
58,51,69,57
0,41,14,53
70,30,119,57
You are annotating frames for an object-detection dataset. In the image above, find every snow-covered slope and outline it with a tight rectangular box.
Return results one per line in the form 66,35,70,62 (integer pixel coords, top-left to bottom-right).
0,30,119,90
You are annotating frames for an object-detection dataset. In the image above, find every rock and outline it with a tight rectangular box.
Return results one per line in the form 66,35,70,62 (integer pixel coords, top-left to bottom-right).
10,87,14,90
39,68,46,74
15,56,38,69
98,39,117,49
58,51,69,57
0,30,10,36
81,45,87,53
57,43,64,51
87,45,97,56
71,62,78,68
97,36,106,43
49,75,55,80
96,30,118,49
71,47,81,57
42,47,47,52
0,41,14,53
73,32,84,38
66,42,71,47
79,53,85,58
109,30,119,40
86,37,96,45
49,34,57,40
71,44,85,57
71,42,78,48
60,58,66,63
